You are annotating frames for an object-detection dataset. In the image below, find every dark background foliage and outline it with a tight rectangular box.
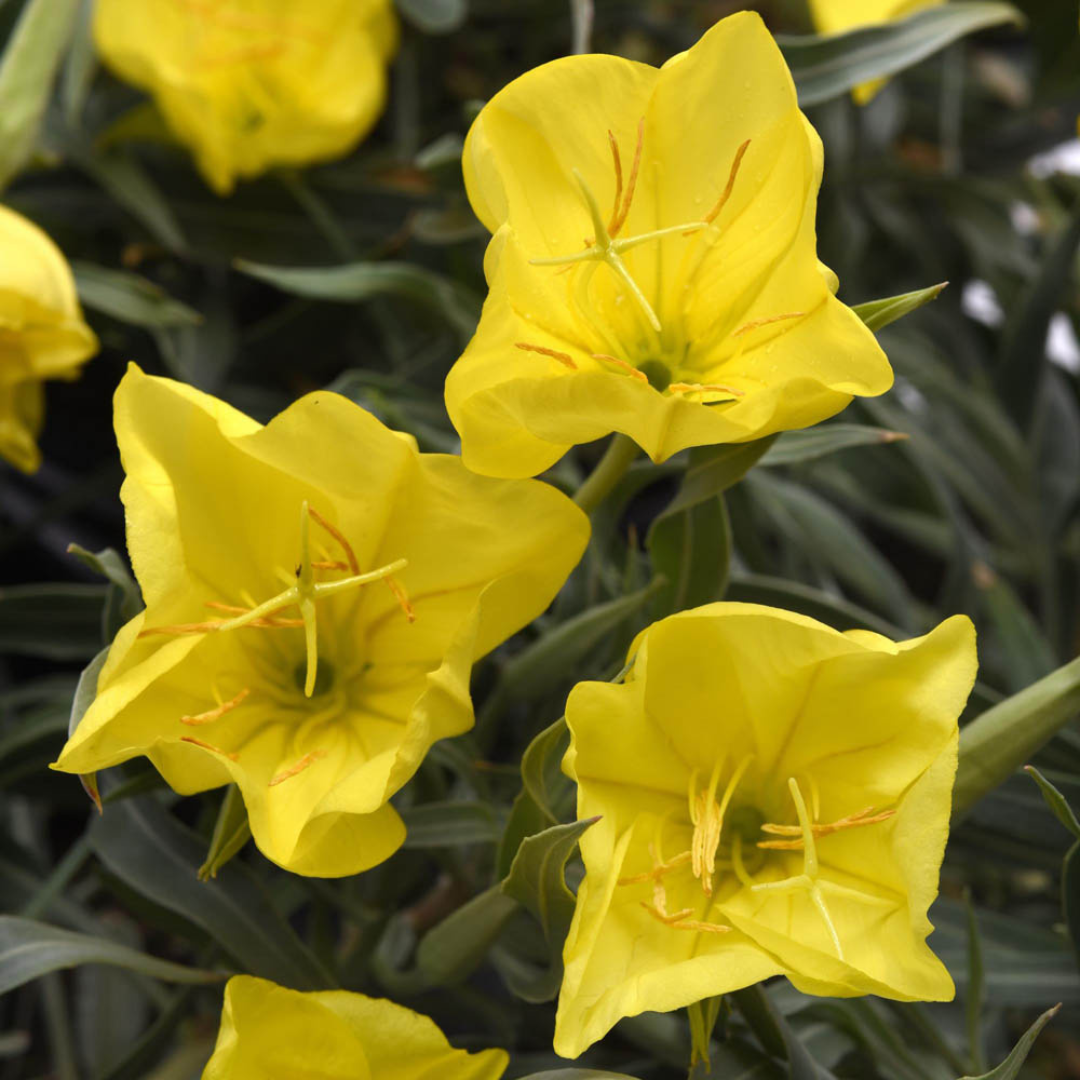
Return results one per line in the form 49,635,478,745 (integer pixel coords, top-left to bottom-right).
1,0,1079,1077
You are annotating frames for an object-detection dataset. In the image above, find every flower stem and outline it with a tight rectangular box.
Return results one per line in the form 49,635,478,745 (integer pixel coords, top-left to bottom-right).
573,433,639,514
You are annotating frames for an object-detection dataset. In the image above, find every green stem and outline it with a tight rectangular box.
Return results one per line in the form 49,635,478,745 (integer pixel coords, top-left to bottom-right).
573,433,639,515
730,985,786,1061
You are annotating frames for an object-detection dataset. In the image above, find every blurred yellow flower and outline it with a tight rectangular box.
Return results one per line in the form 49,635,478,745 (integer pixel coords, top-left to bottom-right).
444,12,891,479
807,0,945,103
554,603,977,1058
54,365,588,877
204,975,508,1079
0,206,97,474
94,0,398,195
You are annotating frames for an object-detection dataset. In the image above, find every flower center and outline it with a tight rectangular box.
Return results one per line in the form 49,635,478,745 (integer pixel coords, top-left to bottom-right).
514,122,806,400
139,501,414,786
618,766,897,957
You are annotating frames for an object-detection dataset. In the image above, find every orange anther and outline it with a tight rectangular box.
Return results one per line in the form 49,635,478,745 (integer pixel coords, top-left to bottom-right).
269,749,328,787
668,381,745,398
606,129,624,235
385,576,416,623
308,506,359,575
180,736,238,761
608,118,644,238
702,139,751,228
515,342,578,370
732,311,805,338
180,687,251,727
311,560,351,572
592,353,648,381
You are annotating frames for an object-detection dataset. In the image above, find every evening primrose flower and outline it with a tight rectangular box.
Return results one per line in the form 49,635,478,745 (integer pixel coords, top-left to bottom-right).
807,0,944,103
444,12,891,479
94,0,398,195
554,603,976,1058
204,976,508,1079
54,366,588,877
0,206,97,473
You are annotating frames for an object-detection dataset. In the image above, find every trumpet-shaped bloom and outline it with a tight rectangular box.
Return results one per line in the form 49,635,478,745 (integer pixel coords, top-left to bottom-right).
445,12,891,479
55,366,588,877
555,603,977,1058
807,1,944,103
94,0,398,195
204,976,508,1080
0,206,98,473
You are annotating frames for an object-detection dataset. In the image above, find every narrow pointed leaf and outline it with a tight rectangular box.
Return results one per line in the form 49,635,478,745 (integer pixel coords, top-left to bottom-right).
957,1004,1059,1079
760,424,908,467
1024,766,1080,839
852,283,948,332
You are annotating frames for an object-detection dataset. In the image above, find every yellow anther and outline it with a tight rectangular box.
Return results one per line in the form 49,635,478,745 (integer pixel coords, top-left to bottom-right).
732,311,806,338
180,687,250,727
385,576,416,623
592,353,648,381
691,754,753,895
180,735,238,761
515,342,578,370
760,805,896,846
668,381,745,398
605,128,624,236
269,749,327,787
618,847,691,886
311,560,350,572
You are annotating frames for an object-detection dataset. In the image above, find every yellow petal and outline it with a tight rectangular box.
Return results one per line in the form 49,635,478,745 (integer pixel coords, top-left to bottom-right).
94,0,397,194
205,976,508,1080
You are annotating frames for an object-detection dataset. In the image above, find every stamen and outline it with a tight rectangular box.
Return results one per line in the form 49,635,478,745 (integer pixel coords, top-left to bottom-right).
592,353,648,381
732,311,805,338
385,576,416,623
180,687,250,726
618,849,690,886
668,381,745,398
515,342,578,370
608,118,643,238
308,506,360,575
269,749,328,787
606,129,624,235
180,735,238,761
311,560,350,571
700,139,752,228
760,806,896,840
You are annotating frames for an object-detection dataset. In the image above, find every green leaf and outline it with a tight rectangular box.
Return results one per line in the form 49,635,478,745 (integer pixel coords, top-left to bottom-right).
234,259,481,343
1063,842,1080,975
89,796,333,990
516,1073,641,1080
852,283,948,332
965,893,987,1074
660,438,777,522
400,801,499,847
520,717,573,825
1024,765,1080,840
0,583,108,660
499,578,663,704
953,654,1080,819
649,493,731,616
0,916,222,993
72,263,202,330
760,425,908,467
416,885,518,985
395,0,467,33
996,208,1080,430
67,647,109,812
957,1004,1059,1079
197,785,251,882
780,2,1025,107
0,0,80,190
67,543,144,642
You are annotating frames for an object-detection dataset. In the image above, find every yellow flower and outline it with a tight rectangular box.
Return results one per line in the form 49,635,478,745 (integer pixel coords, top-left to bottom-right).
94,0,398,195
806,0,944,104
204,975,509,1079
444,12,891,479
554,602,976,1059
0,206,98,473
54,365,588,877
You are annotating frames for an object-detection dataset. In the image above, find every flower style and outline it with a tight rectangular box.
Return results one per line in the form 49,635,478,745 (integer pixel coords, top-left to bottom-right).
806,0,944,104
203,975,508,1079
54,366,588,877
93,0,398,195
0,206,98,473
554,603,977,1058
444,12,892,479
